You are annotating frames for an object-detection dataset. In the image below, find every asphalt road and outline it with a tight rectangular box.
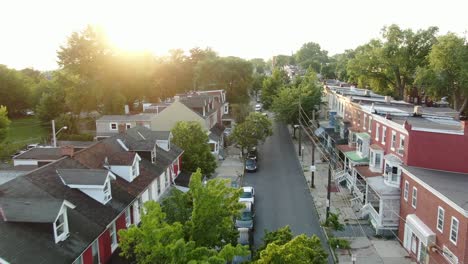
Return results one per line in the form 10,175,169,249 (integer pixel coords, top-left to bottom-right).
243,118,333,263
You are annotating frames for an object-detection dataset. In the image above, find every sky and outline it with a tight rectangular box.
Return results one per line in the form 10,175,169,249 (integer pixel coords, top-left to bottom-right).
1,0,467,71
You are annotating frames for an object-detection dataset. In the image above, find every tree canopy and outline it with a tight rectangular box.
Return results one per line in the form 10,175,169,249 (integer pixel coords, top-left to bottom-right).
171,121,217,176
119,169,249,263
230,112,273,153
295,42,329,73
261,68,289,109
0,106,11,142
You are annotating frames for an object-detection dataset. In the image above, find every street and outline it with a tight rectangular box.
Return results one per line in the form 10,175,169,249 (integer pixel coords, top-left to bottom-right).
243,118,333,263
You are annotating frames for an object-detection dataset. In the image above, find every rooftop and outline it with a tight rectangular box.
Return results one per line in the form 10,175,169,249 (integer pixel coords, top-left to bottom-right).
367,176,400,196
402,165,468,211
0,198,68,223
57,169,110,186
96,113,155,122
13,148,64,160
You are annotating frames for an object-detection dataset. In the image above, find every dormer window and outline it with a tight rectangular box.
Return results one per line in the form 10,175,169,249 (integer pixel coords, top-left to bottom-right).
106,153,141,182
57,169,116,205
132,161,138,177
0,198,75,244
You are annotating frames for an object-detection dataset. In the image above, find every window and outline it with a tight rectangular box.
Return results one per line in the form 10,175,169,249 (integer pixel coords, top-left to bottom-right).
132,161,138,177
125,208,131,227
91,240,99,264
404,181,409,201
391,131,396,150
54,213,67,241
363,115,367,129
157,176,161,194
375,153,382,169
412,187,417,208
382,126,387,144
437,207,445,233
443,246,459,264
400,135,405,151
110,222,118,251
144,124,150,129
125,123,131,129
151,148,156,163
368,117,372,133
103,180,111,203
376,124,380,141
110,123,118,130
450,217,459,244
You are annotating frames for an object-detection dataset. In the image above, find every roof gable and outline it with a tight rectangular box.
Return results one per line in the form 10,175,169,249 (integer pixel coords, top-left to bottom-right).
57,169,114,187
0,198,74,223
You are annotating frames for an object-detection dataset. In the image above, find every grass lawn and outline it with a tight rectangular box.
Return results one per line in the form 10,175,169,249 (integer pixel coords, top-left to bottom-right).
3,116,50,145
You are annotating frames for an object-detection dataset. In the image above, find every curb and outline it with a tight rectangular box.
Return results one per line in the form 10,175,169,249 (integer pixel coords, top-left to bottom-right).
322,227,339,263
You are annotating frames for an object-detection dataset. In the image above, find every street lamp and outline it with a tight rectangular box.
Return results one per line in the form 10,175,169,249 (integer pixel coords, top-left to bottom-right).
52,120,68,147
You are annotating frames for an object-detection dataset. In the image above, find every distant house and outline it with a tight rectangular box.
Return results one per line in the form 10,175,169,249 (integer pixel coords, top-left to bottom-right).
12,147,71,167
0,126,183,264
95,113,155,140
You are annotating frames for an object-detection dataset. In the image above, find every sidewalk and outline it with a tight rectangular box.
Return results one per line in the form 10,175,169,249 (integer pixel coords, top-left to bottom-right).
288,125,414,264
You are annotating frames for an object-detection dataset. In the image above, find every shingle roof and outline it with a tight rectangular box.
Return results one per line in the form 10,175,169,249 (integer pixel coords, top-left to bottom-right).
402,165,468,211
0,198,66,223
57,169,110,186
57,141,95,148
96,113,155,122
123,126,170,151
13,148,64,160
209,124,225,142
108,152,137,166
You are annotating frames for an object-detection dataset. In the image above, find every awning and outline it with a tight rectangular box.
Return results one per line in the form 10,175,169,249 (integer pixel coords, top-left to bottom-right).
406,214,435,246
314,127,325,136
384,153,402,164
355,132,370,140
344,151,369,164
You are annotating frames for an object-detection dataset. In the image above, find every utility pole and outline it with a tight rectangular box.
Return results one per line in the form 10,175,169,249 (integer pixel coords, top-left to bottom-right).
52,119,57,148
326,162,332,219
311,110,316,188
298,96,302,156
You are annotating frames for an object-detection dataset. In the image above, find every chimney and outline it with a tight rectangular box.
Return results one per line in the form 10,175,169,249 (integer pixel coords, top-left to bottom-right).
124,105,130,115
384,96,392,104
60,145,74,157
413,106,423,117
118,124,126,134
174,95,180,102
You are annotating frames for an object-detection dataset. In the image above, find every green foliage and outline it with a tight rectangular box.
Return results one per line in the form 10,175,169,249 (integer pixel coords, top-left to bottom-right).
0,65,33,116
171,121,217,176
271,70,321,124
273,55,294,68
230,112,273,153
55,113,79,135
161,189,192,225
415,33,468,113
256,225,294,256
250,58,267,74
0,106,11,142
230,103,250,123
255,234,328,264
324,213,344,231
295,42,329,73
347,25,438,98
329,237,351,249
261,68,289,109
35,81,67,122
195,57,253,104
251,73,265,98
119,170,249,263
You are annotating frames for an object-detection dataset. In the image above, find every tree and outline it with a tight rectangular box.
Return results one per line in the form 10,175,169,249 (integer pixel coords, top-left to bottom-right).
256,234,328,264
295,42,329,73
272,55,294,68
118,200,248,264
271,70,322,125
35,85,67,123
347,25,438,98
171,121,217,176
230,112,273,153
250,58,267,74
251,73,265,99
0,106,11,142
120,170,249,263
261,68,289,109
188,169,244,248
415,33,468,114
256,226,294,255
0,65,32,116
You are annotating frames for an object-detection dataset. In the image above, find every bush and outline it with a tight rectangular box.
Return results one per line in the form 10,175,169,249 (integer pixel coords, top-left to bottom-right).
324,213,344,231
329,237,351,249
0,142,27,160
57,133,94,141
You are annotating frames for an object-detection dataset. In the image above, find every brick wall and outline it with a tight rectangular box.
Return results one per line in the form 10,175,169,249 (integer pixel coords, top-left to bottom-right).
399,172,467,264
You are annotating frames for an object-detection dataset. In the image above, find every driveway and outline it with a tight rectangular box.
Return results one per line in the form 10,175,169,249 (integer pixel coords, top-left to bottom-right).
243,119,333,263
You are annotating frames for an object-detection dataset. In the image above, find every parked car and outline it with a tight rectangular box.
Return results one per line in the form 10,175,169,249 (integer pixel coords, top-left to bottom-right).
235,202,254,230
239,186,255,205
255,104,262,112
27,143,39,149
245,158,257,172
246,150,257,161
233,228,252,263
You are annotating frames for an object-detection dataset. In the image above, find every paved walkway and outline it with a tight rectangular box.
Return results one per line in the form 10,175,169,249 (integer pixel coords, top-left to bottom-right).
289,125,415,264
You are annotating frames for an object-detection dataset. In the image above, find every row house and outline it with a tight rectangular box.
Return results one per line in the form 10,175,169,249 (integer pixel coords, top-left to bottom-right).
96,90,231,159
0,126,183,264
323,85,468,263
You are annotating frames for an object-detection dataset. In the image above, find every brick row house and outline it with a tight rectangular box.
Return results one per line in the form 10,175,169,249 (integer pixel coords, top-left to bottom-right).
96,89,233,158
321,85,468,264
0,126,183,264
